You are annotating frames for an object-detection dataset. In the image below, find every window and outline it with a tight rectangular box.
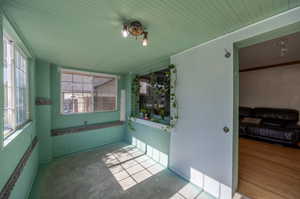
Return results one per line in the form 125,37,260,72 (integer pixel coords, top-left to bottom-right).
60,69,118,114
3,34,29,139
136,69,170,124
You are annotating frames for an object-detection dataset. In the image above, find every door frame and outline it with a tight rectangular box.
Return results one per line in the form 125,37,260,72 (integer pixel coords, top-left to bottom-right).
232,21,300,194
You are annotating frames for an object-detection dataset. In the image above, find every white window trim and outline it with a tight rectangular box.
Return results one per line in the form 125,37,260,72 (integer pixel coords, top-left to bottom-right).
59,68,119,115
3,121,33,148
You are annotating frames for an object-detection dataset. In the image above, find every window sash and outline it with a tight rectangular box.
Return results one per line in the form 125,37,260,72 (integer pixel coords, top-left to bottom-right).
60,69,118,114
14,49,29,128
3,34,30,139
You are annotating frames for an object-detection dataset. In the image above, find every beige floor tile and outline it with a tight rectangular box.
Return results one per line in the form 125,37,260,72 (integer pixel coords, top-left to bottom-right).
132,170,152,183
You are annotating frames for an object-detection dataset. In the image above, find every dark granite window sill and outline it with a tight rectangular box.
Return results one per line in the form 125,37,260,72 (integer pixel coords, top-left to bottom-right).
51,121,124,136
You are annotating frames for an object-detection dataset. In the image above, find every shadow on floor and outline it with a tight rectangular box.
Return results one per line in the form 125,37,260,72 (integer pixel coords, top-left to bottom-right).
30,143,214,199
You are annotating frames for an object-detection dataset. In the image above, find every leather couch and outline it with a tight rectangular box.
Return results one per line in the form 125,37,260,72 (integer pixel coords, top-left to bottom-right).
239,107,300,146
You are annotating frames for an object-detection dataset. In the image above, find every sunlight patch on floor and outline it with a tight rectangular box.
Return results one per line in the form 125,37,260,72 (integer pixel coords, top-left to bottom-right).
169,183,217,199
189,168,232,199
102,145,165,191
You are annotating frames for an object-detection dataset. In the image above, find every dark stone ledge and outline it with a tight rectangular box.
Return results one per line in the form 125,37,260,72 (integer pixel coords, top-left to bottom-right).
51,121,124,136
0,136,38,199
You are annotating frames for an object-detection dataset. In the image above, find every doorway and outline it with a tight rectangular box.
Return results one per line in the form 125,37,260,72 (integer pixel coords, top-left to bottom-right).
233,24,300,199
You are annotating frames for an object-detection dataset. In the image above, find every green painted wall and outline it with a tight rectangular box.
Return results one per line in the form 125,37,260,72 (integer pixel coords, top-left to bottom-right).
0,12,38,199
127,123,170,157
8,145,39,199
35,59,52,163
34,60,128,162
53,126,125,157
50,65,123,129
0,126,39,199
48,65,126,158
124,72,170,165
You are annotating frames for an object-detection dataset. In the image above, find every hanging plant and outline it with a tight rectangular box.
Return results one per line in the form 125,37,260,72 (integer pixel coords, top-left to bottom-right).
127,118,136,131
132,76,140,115
163,64,178,131
128,64,179,132
128,75,140,131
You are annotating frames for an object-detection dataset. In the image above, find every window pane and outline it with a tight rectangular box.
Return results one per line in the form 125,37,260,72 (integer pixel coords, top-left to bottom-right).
3,37,15,138
15,49,29,127
136,69,170,124
61,73,72,82
3,36,29,139
61,71,117,114
94,78,116,112
83,75,92,83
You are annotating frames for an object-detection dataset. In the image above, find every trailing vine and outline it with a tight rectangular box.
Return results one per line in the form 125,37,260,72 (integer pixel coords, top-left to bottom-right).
128,64,178,132
128,76,140,131
163,64,178,131
131,76,140,115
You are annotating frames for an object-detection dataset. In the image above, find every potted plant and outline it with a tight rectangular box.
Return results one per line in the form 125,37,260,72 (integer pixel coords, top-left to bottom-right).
140,108,148,119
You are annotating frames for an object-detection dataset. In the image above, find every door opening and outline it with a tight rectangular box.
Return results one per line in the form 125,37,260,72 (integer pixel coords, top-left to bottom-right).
234,28,300,199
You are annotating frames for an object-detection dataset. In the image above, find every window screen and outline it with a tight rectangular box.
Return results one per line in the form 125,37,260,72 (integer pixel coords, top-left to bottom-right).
61,70,117,114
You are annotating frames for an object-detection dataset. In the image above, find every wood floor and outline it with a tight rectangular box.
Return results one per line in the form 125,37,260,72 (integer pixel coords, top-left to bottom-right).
238,138,300,199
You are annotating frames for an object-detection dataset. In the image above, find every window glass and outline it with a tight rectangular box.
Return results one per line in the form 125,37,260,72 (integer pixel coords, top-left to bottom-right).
135,69,170,124
3,35,29,139
61,70,117,114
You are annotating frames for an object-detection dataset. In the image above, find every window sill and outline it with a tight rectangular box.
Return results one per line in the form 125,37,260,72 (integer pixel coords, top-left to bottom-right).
131,117,170,132
51,121,124,136
3,121,33,148
60,110,119,116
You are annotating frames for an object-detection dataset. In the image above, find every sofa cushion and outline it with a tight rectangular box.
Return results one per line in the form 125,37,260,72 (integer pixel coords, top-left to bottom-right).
247,126,296,141
262,119,287,128
239,122,248,136
239,107,253,118
253,108,299,122
241,117,262,125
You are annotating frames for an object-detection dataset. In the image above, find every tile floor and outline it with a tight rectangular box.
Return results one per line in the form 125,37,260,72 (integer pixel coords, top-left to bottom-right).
30,142,215,199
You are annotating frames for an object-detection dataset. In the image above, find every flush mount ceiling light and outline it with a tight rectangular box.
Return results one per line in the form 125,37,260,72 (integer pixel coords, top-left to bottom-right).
122,21,149,47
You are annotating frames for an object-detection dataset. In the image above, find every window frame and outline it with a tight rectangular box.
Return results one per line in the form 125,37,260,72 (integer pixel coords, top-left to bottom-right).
59,68,119,115
3,33,30,140
135,68,171,125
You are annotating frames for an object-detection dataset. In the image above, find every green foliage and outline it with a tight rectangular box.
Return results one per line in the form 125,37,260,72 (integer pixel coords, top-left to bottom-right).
168,64,175,69
150,118,160,123
158,108,165,120
164,64,179,132
140,108,148,114
131,76,140,117
130,64,179,132
127,112,138,131
127,119,135,131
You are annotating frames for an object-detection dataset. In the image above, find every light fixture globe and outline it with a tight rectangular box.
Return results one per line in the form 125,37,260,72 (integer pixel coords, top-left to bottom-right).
122,24,129,38
121,20,149,46
142,32,148,47
128,21,144,37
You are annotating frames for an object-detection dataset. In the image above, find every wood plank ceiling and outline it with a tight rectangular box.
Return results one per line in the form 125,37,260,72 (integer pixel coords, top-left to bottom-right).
2,0,300,73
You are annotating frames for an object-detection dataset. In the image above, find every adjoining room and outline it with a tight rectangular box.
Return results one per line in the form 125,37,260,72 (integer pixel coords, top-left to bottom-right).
238,31,300,199
1,1,300,199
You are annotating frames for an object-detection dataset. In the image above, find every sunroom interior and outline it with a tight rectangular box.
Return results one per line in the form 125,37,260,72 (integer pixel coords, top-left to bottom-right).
1,1,300,199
